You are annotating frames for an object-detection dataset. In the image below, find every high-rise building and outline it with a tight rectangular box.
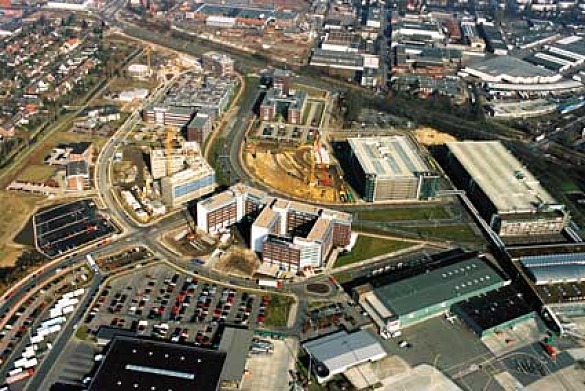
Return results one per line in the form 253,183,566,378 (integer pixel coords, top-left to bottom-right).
346,136,439,202
197,184,352,271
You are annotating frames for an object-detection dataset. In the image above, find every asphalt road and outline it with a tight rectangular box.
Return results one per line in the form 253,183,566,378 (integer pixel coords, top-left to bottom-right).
24,275,102,391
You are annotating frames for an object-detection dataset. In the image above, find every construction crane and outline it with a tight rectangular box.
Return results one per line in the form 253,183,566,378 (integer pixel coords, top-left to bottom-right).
145,46,153,76
308,134,318,186
315,138,331,187
184,209,197,240
166,127,174,177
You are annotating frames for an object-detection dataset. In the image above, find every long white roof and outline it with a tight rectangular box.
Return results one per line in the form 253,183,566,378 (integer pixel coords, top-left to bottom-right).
349,136,430,178
303,330,386,377
446,141,557,214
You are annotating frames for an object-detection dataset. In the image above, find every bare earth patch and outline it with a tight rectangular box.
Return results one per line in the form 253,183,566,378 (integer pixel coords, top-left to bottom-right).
214,247,260,277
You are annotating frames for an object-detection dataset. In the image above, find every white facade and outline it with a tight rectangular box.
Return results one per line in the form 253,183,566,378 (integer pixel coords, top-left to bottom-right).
294,238,322,269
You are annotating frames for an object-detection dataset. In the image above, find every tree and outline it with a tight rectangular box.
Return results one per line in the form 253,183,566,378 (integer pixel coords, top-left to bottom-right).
344,91,362,123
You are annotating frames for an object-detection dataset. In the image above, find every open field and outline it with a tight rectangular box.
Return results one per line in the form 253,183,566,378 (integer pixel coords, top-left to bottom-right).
355,206,450,222
26,128,107,167
402,224,482,243
264,295,294,328
16,164,57,183
334,235,415,268
415,127,457,145
0,191,42,266
214,247,260,277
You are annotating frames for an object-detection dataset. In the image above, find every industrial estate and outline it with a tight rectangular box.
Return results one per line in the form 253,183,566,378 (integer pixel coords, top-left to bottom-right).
2,1,585,391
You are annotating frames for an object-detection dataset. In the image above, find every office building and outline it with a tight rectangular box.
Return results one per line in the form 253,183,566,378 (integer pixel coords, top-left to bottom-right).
202,51,234,76
443,141,569,238
161,164,216,208
186,112,213,144
197,184,352,270
259,88,308,125
346,136,439,202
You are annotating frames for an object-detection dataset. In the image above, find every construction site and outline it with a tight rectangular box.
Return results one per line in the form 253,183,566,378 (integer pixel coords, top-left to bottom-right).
243,79,356,204
243,139,353,203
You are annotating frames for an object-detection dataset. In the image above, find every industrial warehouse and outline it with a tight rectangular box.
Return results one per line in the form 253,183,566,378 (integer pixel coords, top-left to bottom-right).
197,184,352,271
439,141,569,241
345,136,439,202
355,253,509,332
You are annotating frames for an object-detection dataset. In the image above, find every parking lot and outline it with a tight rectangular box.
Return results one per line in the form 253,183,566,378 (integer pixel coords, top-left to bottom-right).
0,266,90,376
84,264,268,347
379,316,495,388
34,199,117,258
242,338,298,391
499,343,574,387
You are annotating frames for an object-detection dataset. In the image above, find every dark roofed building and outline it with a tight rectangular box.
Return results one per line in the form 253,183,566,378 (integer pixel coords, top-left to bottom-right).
89,336,227,391
452,285,536,337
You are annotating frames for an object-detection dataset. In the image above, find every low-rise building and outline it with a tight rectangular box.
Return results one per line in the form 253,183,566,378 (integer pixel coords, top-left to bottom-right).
202,51,234,76
65,160,89,191
259,88,307,125
356,255,509,332
302,330,387,384
186,112,213,144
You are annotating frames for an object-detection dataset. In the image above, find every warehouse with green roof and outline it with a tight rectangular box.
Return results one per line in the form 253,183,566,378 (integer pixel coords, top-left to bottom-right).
357,256,509,332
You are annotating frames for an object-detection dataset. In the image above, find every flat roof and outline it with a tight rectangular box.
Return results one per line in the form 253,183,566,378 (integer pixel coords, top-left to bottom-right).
198,191,237,211
302,330,386,376
373,257,506,316
307,218,332,242
446,141,558,213
452,285,533,332
89,336,226,391
254,206,279,229
218,328,254,384
467,56,558,79
348,136,430,178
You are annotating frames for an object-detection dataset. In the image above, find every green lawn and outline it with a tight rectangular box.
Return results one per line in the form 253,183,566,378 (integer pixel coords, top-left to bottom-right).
404,224,482,243
560,180,580,193
264,295,294,328
75,325,90,340
334,235,414,268
355,207,450,222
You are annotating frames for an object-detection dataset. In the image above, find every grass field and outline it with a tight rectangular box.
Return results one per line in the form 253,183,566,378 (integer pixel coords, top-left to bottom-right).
0,245,24,267
16,165,57,182
355,206,450,222
334,235,414,268
265,295,294,328
27,129,106,166
0,191,41,266
404,224,481,243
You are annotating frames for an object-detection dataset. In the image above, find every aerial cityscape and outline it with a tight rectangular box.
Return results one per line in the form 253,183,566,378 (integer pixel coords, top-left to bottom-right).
2,0,585,390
